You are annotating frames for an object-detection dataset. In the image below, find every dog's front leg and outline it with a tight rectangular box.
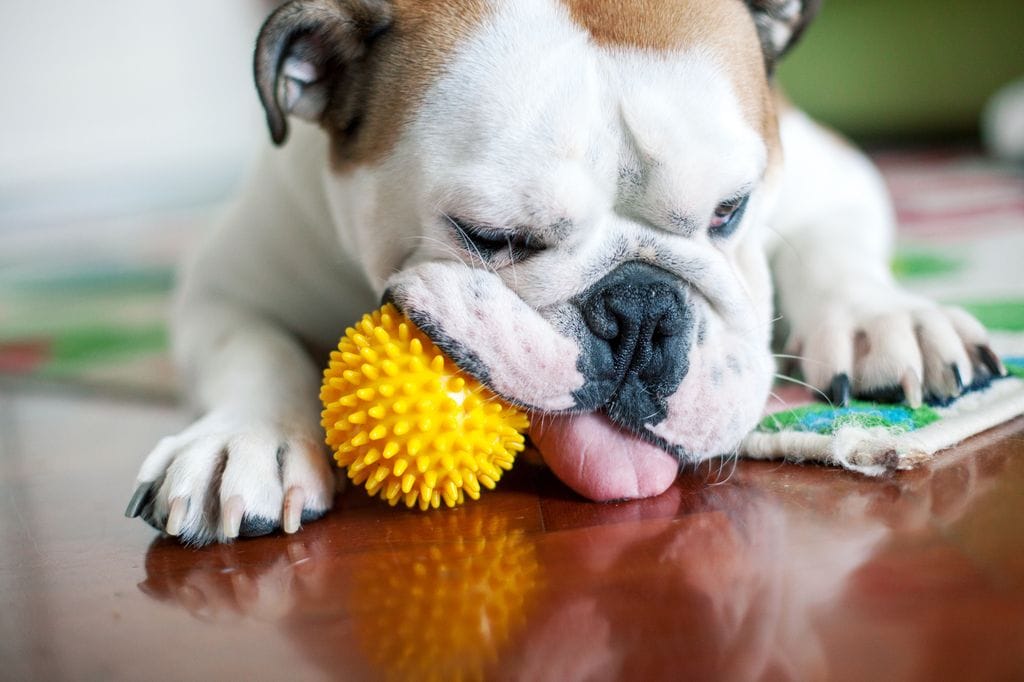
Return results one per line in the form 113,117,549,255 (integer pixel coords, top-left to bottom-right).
126,295,336,545
770,108,1004,406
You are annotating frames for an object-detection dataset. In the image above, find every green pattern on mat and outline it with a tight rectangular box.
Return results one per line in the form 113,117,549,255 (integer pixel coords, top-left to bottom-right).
758,401,941,436
39,325,168,375
959,300,1024,331
892,250,963,280
1,266,175,295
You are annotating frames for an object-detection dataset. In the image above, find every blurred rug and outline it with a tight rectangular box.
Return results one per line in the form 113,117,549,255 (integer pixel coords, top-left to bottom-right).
0,210,208,399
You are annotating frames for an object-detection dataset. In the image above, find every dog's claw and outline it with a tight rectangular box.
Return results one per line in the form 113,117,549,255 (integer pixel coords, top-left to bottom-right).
950,364,964,396
858,382,904,404
977,344,1007,377
283,486,305,534
901,371,923,409
125,482,156,518
829,373,851,407
165,497,188,536
222,495,244,539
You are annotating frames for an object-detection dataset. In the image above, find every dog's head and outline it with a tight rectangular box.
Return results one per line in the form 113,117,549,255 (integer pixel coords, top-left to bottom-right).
255,0,819,500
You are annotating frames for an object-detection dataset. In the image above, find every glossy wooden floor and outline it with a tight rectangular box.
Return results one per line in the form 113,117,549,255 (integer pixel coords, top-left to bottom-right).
2,384,1023,681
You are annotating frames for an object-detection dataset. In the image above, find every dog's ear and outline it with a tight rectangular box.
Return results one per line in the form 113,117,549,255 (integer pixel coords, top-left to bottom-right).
744,0,822,73
254,0,392,145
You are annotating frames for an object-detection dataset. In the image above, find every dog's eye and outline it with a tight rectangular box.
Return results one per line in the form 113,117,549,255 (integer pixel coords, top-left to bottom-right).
709,193,751,238
448,217,546,263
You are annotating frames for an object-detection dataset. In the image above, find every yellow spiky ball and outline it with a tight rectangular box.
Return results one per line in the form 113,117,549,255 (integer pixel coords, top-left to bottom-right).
320,304,530,510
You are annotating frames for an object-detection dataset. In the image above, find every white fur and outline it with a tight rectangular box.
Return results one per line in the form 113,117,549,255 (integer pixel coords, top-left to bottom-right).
133,0,994,543
770,109,986,398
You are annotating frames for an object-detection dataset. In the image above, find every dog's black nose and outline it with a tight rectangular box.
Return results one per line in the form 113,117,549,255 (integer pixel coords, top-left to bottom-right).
576,262,693,425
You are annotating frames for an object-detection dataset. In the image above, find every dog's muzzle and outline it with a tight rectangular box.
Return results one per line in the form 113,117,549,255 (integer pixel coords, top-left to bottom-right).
529,262,691,502
574,261,693,426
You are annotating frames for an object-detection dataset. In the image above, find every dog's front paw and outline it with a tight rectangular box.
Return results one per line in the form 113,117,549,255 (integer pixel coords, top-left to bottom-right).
789,294,1006,407
126,412,338,545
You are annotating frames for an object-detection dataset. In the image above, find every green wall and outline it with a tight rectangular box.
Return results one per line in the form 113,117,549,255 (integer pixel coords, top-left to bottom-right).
777,0,1024,138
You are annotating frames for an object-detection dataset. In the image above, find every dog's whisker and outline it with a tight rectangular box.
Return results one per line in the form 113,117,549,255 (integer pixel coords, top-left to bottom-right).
731,312,785,341
708,449,735,486
761,390,788,432
506,235,519,291
440,212,502,277
704,455,719,484
772,353,829,368
773,372,833,406
725,447,741,483
440,212,485,268
712,446,740,485
764,225,804,267
406,234,474,269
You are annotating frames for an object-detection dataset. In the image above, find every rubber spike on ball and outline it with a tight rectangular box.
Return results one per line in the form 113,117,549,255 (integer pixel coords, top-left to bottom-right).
320,304,530,509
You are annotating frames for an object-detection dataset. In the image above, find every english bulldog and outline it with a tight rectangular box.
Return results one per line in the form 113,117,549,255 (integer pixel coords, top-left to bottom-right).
126,0,1005,545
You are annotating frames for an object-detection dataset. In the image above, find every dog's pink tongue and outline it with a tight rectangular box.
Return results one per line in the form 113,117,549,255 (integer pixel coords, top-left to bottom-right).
531,413,679,501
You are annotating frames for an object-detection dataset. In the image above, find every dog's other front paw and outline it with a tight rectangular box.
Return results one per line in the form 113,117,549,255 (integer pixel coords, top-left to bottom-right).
789,296,1007,408
125,412,338,545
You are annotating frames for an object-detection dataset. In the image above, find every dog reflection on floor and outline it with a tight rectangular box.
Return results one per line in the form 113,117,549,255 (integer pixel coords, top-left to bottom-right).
138,429,1019,680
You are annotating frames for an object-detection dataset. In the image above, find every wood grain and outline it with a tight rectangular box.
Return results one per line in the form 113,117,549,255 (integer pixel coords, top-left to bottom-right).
2,388,1023,680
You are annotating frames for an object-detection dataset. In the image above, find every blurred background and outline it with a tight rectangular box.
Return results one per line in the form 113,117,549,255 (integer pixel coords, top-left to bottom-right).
780,0,1024,141
2,0,1021,228
0,0,1022,398
0,1,270,227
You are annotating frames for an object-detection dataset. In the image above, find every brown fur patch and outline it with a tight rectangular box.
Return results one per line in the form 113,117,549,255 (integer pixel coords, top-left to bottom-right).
561,0,724,51
327,0,490,170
